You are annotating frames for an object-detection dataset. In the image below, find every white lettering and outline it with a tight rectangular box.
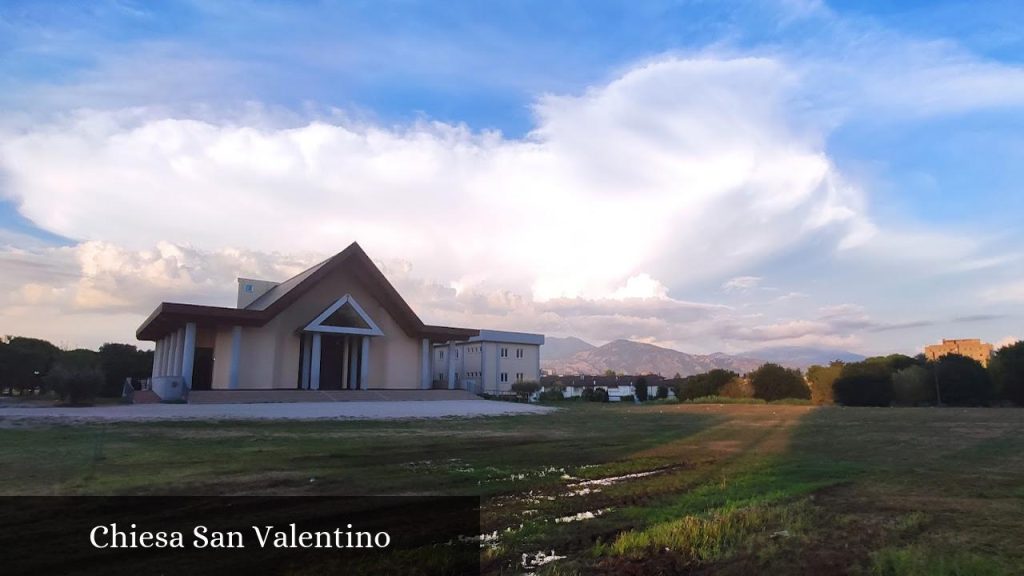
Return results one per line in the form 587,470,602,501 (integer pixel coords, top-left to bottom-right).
89,525,108,549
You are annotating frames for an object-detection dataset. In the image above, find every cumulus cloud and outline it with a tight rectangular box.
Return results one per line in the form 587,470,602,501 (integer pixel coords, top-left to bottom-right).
0,50,1019,353
0,56,871,303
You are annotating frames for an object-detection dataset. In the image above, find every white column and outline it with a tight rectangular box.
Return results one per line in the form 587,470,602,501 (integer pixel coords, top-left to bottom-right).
348,338,359,390
165,333,173,376
421,338,431,389
342,335,350,390
158,336,168,376
151,340,162,378
310,333,322,390
170,330,182,377
229,326,242,390
301,333,311,390
182,322,197,389
165,330,174,376
448,342,457,390
360,337,370,390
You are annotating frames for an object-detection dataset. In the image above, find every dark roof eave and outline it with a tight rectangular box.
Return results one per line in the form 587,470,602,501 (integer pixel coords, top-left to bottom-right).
136,303,264,341
419,326,479,341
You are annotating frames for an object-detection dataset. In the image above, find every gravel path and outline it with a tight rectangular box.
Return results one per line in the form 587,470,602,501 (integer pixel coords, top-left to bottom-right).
0,400,554,421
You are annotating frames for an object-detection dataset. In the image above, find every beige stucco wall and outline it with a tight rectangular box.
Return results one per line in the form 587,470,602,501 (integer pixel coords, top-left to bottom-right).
210,266,422,389
211,327,233,389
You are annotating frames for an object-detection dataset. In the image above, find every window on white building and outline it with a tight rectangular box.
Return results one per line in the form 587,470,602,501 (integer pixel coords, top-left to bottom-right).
516,372,524,382
500,347,508,358
500,372,508,383
516,348,523,358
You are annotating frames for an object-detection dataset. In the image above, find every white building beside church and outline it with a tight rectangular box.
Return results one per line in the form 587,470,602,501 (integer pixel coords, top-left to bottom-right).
433,330,544,394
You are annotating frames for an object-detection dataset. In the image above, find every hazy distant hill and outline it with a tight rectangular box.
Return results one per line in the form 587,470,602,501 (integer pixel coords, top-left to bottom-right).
741,346,865,369
541,339,865,376
543,339,763,377
541,336,597,362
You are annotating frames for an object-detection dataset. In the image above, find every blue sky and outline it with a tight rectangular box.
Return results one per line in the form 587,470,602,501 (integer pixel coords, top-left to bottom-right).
0,0,1021,354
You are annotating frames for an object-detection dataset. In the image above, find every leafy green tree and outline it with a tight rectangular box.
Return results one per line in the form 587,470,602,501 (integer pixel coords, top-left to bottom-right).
806,362,843,404
865,354,919,373
674,369,740,400
719,376,753,398
749,363,809,401
932,354,991,406
891,365,933,406
98,343,153,397
834,361,892,406
655,384,669,399
989,340,1024,405
603,369,617,378
0,336,59,395
634,376,648,402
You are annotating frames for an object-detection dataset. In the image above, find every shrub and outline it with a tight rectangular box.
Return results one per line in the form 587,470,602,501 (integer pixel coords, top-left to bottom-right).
892,365,933,406
655,385,669,399
806,362,843,405
619,394,635,403
580,387,595,401
718,377,754,399
44,364,103,405
749,363,809,401
674,369,740,401
593,387,609,403
932,354,991,406
834,362,893,406
634,376,648,402
511,380,540,400
538,387,565,402
989,340,1024,405
684,395,766,405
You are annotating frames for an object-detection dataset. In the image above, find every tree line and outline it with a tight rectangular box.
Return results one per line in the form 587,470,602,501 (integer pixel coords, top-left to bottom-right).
665,340,1024,407
0,336,154,404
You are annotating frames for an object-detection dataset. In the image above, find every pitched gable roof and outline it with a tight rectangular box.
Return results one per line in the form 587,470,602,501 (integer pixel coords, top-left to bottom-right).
136,242,478,342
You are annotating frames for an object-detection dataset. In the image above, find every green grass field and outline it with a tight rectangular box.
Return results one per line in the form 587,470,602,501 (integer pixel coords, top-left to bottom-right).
1,403,1022,575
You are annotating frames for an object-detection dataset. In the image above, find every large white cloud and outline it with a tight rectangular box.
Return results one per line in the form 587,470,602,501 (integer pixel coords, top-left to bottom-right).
0,53,1018,353
0,57,867,301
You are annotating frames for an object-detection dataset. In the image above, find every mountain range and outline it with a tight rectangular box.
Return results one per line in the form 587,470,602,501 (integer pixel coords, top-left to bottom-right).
541,337,864,376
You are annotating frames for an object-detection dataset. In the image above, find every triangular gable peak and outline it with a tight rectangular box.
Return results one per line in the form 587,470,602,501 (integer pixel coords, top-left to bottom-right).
137,242,479,342
304,294,384,336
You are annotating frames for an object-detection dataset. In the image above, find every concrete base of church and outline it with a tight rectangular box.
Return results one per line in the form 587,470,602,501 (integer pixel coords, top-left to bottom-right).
186,388,480,404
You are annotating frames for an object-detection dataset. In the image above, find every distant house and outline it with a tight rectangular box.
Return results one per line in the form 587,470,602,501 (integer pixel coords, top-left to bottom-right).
923,339,994,367
137,242,543,400
539,374,669,401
